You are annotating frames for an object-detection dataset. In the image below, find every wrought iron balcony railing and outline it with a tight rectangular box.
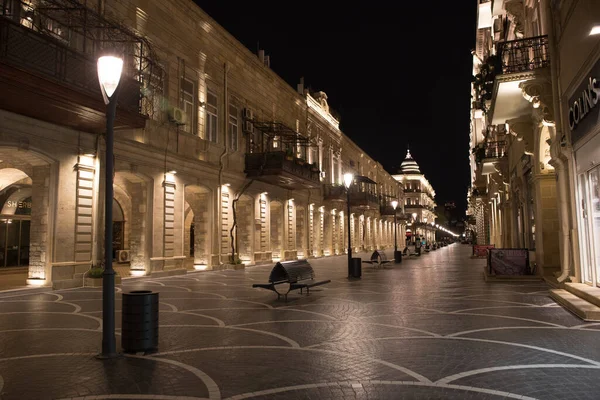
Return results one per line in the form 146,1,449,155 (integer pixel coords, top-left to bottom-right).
0,18,141,112
244,151,321,189
323,184,346,202
497,35,549,74
347,189,379,210
484,141,507,159
474,141,507,163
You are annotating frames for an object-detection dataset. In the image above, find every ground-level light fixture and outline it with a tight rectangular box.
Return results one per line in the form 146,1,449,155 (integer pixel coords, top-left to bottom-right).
590,25,600,35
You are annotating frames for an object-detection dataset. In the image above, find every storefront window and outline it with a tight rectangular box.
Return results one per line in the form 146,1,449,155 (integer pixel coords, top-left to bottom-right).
579,166,600,285
590,168,600,285
0,185,31,268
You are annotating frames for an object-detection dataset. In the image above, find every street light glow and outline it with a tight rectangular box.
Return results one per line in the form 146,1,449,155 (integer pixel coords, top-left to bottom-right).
590,25,600,35
343,172,354,189
391,200,398,210
97,56,123,103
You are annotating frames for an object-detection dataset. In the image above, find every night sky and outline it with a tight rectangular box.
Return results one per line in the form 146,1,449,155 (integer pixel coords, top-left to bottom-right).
195,2,477,215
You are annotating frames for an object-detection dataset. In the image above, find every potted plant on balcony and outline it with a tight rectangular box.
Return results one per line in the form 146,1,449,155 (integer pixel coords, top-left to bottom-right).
285,148,294,161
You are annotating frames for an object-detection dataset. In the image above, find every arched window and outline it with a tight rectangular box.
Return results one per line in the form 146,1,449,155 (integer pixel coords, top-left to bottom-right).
112,199,125,260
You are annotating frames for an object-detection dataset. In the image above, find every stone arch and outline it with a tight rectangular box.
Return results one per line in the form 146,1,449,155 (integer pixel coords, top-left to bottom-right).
270,200,284,261
0,146,55,285
114,171,152,273
184,184,213,269
236,194,254,264
183,202,194,265
112,185,131,253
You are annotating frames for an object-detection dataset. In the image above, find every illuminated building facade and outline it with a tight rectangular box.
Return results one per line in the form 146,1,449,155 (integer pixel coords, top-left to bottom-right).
0,0,404,288
393,150,437,245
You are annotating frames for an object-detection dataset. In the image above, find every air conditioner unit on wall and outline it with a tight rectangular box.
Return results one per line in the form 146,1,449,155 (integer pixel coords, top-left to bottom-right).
243,120,253,133
168,106,187,125
117,250,131,263
243,108,253,120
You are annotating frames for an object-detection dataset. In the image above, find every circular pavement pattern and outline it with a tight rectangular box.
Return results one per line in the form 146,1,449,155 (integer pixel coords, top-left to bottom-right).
1,244,600,399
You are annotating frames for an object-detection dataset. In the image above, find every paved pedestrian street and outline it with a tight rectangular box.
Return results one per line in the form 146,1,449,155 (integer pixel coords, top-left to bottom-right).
1,244,600,399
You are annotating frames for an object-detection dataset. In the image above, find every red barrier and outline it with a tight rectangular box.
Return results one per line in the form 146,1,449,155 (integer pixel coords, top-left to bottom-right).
473,244,495,257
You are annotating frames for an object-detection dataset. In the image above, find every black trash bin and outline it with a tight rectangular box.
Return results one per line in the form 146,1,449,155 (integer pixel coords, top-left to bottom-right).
349,257,362,278
394,250,402,263
121,290,159,353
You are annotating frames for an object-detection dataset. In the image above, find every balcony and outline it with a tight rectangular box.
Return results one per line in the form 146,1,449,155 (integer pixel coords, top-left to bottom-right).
498,36,550,74
380,204,396,216
323,184,346,202
348,190,379,210
244,151,321,189
474,140,507,175
487,35,550,125
0,8,160,133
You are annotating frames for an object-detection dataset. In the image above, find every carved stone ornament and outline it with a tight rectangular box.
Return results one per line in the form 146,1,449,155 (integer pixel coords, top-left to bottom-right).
507,115,534,154
314,91,329,113
519,78,554,125
504,0,525,38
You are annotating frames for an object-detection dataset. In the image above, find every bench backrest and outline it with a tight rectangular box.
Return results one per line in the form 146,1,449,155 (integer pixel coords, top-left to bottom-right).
269,260,314,283
370,250,388,262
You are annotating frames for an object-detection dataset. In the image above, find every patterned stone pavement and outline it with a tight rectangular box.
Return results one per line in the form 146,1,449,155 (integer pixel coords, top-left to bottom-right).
1,244,600,399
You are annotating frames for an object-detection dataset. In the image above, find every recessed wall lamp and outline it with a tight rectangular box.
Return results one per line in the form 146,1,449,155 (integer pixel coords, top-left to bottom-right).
590,25,600,35
168,170,177,174
224,183,231,186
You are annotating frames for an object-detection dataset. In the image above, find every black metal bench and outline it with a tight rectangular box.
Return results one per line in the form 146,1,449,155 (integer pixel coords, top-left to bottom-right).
362,250,393,268
252,259,330,301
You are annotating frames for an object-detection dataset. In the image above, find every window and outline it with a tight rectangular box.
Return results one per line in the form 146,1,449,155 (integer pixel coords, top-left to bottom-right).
228,104,238,151
181,78,195,134
206,90,218,143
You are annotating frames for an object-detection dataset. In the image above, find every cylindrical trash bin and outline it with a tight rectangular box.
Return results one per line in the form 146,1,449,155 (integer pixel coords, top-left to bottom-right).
349,257,362,278
394,250,402,263
121,290,159,353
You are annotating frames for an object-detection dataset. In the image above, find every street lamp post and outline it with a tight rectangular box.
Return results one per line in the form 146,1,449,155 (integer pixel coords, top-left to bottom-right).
343,173,356,278
391,200,401,263
97,54,123,359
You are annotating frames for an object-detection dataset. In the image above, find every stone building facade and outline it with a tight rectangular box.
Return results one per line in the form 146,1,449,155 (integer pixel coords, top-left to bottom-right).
468,0,600,316
0,0,404,288
393,150,437,245
468,0,559,277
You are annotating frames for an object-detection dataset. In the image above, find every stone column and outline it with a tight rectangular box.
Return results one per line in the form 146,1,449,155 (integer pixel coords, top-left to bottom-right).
28,165,51,281
533,173,560,274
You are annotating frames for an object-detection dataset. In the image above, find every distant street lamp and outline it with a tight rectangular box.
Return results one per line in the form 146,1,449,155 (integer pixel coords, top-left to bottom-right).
391,200,401,263
343,173,355,276
97,54,123,359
